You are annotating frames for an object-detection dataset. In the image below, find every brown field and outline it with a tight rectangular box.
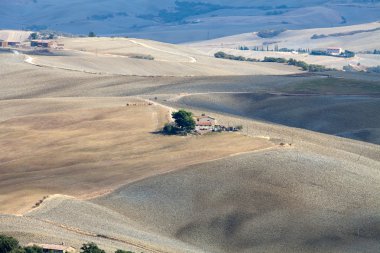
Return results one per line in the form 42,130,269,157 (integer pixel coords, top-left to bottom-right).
0,97,273,215
0,36,379,253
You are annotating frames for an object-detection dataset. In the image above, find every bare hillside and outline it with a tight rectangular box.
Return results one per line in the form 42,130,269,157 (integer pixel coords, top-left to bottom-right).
21,37,300,77
1,1,380,42
189,22,380,69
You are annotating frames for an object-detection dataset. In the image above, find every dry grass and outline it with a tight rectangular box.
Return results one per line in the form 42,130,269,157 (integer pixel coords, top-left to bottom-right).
22,37,301,77
0,98,273,215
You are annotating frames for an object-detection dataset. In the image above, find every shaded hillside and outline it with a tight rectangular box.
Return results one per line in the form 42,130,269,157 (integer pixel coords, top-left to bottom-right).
94,148,380,253
175,93,380,144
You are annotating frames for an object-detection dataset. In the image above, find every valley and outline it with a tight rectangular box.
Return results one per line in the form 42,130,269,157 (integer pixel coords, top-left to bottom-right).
0,17,379,253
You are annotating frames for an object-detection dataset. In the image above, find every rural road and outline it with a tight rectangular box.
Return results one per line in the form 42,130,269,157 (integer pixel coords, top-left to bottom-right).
129,39,197,63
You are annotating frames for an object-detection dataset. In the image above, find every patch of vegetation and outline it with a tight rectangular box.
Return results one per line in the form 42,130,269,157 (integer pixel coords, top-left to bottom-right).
238,45,249,51
139,1,226,23
265,10,286,15
263,57,287,63
214,51,259,62
29,33,38,40
367,66,380,73
162,109,195,135
311,27,380,40
87,14,114,21
257,29,286,38
128,54,154,60
88,31,96,37
263,57,333,72
81,243,139,253
215,53,330,72
0,235,19,253
81,243,105,253
0,235,42,253
311,49,355,58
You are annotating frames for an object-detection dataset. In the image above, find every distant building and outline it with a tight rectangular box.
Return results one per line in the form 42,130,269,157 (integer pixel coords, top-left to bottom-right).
326,47,343,56
0,40,8,47
56,43,65,49
31,40,57,48
194,115,217,131
27,243,76,253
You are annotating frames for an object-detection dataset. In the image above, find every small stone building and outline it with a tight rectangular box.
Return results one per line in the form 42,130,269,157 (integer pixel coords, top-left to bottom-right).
194,115,217,131
27,243,76,253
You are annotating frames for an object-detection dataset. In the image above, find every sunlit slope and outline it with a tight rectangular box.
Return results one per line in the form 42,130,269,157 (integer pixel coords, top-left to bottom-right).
0,97,272,214
24,37,300,77
189,22,380,69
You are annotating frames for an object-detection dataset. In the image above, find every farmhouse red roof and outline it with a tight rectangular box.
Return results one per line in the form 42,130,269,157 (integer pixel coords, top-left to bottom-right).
196,121,213,126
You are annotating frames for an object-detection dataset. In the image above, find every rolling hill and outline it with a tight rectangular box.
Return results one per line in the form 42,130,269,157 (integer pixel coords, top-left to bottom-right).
188,22,380,70
0,28,379,253
1,0,380,42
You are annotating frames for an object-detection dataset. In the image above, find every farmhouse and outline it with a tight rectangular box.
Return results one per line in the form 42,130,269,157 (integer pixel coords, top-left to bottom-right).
194,115,217,131
31,40,57,48
326,47,343,56
27,243,76,253
0,40,8,47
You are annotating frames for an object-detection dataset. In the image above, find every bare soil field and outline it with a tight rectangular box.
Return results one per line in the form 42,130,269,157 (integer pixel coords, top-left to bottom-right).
22,37,300,77
0,97,273,215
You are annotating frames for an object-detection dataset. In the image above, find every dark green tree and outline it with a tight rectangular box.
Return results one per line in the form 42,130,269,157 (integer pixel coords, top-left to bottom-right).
171,109,195,132
30,33,38,40
80,243,105,253
0,235,19,253
115,250,134,253
23,246,42,253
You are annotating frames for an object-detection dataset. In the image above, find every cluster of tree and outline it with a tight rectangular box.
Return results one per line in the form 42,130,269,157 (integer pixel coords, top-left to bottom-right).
0,235,138,253
359,49,380,54
214,52,259,62
129,54,155,60
215,52,332,72
265,10,286,16
81,243,136,253
162,110,195,135
246,45,311,53
237,46,249,51
0,235,43,253
29,33,38,40
367,66,380,73
88,32,96,37
310,50,355,58
257,29,286,38
263,57,332,72
311,27,380,40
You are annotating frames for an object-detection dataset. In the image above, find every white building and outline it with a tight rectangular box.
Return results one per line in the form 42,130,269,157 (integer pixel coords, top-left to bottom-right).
326,47,343,56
